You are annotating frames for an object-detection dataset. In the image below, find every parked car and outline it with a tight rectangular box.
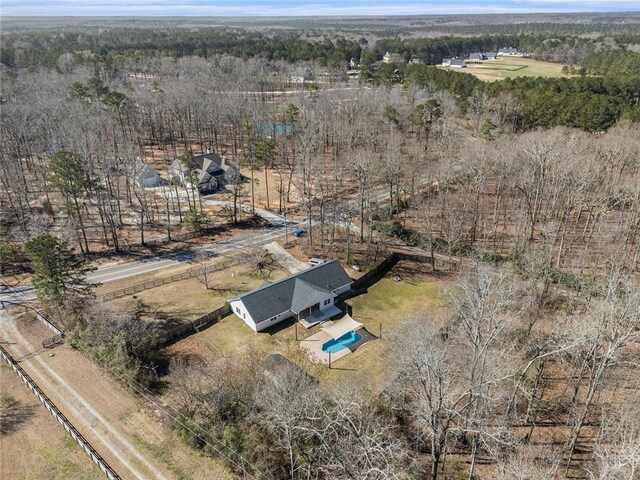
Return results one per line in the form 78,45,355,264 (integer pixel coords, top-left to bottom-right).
308,258,326,267
293,228,306,237
351,264,362,271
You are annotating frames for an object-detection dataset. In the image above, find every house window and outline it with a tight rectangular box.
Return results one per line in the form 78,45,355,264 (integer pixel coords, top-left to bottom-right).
324,299,331,305
235,307,240,314
243,313,246,319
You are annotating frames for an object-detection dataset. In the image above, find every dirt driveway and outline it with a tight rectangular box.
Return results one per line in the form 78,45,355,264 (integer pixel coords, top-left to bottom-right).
0,310,227,480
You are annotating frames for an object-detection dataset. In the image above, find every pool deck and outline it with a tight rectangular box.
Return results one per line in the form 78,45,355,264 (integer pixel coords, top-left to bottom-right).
300,326,375,365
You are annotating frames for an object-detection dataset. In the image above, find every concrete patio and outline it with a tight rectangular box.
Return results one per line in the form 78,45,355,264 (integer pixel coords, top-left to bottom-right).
300,330,351,364
300,315,376,364
298,305,342,328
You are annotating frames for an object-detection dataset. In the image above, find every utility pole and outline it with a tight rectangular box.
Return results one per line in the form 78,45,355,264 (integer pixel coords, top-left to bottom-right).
284,207,289,246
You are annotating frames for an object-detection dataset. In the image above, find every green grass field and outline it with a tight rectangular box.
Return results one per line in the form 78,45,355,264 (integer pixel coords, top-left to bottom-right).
464,56,571,81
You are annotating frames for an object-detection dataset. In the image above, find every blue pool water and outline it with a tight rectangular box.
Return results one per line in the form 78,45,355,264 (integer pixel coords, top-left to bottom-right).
322,331,361,354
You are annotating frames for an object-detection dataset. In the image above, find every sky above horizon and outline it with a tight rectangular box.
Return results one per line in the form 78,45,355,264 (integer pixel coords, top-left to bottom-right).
2,0,639,17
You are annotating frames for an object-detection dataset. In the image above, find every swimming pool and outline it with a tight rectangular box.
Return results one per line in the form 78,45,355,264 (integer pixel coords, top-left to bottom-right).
322,331,361,354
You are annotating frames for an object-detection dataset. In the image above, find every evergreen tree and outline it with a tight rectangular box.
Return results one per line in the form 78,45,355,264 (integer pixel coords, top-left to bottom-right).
24,233,96,303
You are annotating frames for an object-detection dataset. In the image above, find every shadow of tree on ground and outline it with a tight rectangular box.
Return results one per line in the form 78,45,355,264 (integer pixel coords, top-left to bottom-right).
0,394,36,435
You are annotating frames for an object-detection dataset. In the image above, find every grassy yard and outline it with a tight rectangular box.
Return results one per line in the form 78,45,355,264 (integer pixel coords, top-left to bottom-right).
171,261,452,392
464,56,571,81
318,268,451,390
108,264,288,327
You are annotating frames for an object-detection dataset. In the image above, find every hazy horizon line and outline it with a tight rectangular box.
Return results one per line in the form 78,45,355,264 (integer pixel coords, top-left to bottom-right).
3,10,640,17
2,0,639,18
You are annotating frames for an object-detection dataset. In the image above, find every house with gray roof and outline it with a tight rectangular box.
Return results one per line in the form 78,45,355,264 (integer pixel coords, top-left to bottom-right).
228,260,353,332
132,161,162,188
169,151,241,194
450,58,467,68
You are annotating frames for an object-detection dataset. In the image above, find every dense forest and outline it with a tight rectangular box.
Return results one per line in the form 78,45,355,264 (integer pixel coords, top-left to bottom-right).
1,16,639,480
0,29,364,70
2,25,639,71
2,25,639,133
372,61,640,132
582,48,640,76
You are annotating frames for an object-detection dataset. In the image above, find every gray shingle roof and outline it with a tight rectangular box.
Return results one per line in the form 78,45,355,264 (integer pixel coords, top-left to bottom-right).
230,260,353,325
290,279,333,313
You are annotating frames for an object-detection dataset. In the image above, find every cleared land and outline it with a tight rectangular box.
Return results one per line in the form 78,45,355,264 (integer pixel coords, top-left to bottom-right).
0,312,228,480
0,365,103,480
107,263,288,327
166,260,451,391
463,56,571,81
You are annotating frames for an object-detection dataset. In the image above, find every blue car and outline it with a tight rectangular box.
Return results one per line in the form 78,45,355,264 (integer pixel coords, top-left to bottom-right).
293,228,306,238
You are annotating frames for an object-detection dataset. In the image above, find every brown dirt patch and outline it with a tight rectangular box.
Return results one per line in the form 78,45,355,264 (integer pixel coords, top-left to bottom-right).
2,311,228,480
0,365,104,480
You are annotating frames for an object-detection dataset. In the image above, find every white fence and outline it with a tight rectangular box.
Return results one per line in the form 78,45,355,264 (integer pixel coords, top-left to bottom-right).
36,312,64,336
0,345,121,480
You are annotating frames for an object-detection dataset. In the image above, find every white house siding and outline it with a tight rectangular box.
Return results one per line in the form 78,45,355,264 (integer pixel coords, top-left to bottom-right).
229,299,295,333
229,299,258,331
255,311,293,332
332,283,352,295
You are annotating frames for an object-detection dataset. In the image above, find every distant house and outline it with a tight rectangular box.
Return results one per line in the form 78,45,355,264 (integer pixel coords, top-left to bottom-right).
485,52,498,60
290,69,314,84
441,58,452,67
450,58,467,68
132,161,162,188
228,260,353,332
382,51,404,64
349,57,358,69
470,52,487,61
169,151,240,194
498,47,517,56
408,56,423,65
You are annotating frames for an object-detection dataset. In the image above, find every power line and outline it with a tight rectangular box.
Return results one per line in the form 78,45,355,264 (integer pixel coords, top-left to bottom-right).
72,342,271,480
3,291,271,477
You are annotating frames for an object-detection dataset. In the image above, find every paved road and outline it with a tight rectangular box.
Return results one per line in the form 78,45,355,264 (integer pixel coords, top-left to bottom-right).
0,225,298,305
1,172,451,306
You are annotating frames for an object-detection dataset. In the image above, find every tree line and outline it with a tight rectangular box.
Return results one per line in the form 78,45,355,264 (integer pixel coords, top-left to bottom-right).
167,266,640,479
582,48,640,76
0,28,363,70
389,64,640,132
3,27,637,73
